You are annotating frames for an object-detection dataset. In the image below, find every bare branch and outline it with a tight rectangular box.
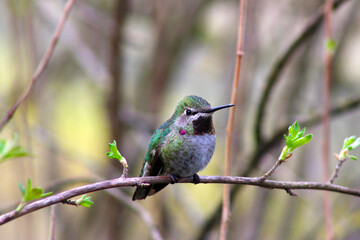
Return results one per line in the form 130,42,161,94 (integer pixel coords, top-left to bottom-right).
328,156,346,184
220,0,247,239
0,0,76,132
48,177,162,240
0,176,163,240
322,0,335,237
256,158,283,183
285,188,298,197
1,175,360,226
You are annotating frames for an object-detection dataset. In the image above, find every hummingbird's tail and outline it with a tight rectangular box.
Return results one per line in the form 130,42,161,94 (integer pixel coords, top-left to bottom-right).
132,184,169,200
132,186,150,200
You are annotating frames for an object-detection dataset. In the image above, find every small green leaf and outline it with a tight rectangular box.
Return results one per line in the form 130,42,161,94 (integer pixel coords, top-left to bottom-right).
30,187,43,196
41,192,53,198
75,195,94,208
107,140,128,177
0,134,30,162
0,140,6,153
290,134,313,151
286,138,293,149
18,182,26,197
26,178,32,196
347,138,360,151
2,146,29,159
349,155,357,161
343,136,356,149
283,134,288,141
337,136,360,161
106,140,123,161
294,130,304,140
18,178,52,204
80,199,94,208
279,121,313,161
288,121,300,137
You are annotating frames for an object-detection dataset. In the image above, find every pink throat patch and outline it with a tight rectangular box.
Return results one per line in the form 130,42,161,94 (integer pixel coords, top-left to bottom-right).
179,129,187,135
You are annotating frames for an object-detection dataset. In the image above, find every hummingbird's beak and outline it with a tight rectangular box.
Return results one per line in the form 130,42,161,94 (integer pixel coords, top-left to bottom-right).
202,104,234,113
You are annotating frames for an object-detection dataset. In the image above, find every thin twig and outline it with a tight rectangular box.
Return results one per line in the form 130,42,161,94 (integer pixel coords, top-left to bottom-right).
328,156,346,184
285,188,298,197
1,175,360,226
48,205,56,240
256,159,283,183
323,0,333,176
61,199,79,206
49,176,161,240
0,176,162,240
220,1,246,239
106,0,128,167
245,96,360,181
322,0,335,239
0,0,76,132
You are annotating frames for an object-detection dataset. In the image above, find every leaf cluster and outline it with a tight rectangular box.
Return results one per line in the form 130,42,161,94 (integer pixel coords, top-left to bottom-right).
75,195,94,208
280,121,313,161
339,136,360,161
16,178,52,213
0,134,29,163
107,140,128,176
106,140,124,162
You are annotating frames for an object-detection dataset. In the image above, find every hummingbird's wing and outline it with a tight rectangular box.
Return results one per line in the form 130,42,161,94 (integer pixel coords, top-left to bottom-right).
132,126,170,200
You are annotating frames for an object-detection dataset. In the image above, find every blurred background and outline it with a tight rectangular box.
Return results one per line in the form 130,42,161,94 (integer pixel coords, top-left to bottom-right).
0,0,360,239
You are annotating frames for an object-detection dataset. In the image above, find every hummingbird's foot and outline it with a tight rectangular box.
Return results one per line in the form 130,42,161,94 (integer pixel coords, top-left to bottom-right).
192,174,200,184
168,173,179,184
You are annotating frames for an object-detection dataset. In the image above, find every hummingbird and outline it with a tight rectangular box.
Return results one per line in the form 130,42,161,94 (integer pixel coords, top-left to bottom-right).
132,95,233,200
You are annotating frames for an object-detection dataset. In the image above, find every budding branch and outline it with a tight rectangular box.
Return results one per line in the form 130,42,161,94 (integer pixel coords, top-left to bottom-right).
1,175,359,226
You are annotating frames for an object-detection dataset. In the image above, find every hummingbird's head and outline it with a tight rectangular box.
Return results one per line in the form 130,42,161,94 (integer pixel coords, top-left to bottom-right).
171,95,234,135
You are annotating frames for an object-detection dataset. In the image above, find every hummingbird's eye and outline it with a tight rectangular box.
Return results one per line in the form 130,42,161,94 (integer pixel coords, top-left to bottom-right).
185,109,192,116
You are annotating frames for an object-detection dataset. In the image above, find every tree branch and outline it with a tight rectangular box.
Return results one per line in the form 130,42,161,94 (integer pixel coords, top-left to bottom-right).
0,0,76,132
322,0,335,238
1,175,360,226
256,158,283,182
48,177,163,240
328,156,346,184
221,0,247,239
0,176,164,240
252,95,360,173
